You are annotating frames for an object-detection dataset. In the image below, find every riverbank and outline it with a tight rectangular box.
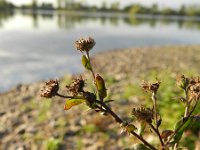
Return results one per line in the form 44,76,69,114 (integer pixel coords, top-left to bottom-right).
0,45,200,149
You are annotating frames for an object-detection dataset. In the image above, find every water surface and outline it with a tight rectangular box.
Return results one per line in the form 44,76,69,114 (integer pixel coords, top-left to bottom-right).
0,10,200,92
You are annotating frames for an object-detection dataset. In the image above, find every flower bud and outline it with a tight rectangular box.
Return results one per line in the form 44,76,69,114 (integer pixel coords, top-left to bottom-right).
95,74,107,100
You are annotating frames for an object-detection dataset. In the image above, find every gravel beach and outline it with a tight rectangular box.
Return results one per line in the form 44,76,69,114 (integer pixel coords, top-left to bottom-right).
1,45,200,150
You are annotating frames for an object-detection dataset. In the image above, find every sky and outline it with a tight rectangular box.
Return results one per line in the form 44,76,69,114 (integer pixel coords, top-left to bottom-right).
7,0,200,8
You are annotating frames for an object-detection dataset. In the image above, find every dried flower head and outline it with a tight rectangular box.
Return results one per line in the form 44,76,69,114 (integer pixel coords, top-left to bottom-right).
132,106,154,123
66,76,85,96
75,37,95,52
41,80,59,98
188,77,200,101
141,81,161,94
176,75,189,90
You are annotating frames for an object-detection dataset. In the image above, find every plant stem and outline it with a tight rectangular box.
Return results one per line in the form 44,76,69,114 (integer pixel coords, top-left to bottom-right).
100,102,157,150
149,124,164,147
86,51,95,79
151,92,164,147
184,89,189,117
56,93,156,150
152,92,158,127
85,51,156,150
56,93,84,99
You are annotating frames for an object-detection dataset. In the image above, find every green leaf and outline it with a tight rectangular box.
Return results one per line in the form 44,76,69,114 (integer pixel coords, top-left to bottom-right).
64,99,85,110
95,74,107,100
82,55,91,70
173,117,196,143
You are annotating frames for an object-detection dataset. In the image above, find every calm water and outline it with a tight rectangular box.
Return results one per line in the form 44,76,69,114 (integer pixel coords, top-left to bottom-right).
1,10,200,92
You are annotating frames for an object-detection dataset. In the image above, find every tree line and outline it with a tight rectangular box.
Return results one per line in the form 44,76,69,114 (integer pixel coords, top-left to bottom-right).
1,0,200,17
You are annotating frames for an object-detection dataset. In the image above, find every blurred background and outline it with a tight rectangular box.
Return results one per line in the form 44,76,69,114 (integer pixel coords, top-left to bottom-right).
0,1,200,150
1,0,200,92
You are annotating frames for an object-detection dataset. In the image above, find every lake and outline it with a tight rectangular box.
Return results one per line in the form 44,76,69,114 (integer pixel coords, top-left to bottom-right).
1,10,200,92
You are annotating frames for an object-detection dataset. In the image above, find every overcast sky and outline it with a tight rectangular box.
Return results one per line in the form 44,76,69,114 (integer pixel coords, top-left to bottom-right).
7,0,200,8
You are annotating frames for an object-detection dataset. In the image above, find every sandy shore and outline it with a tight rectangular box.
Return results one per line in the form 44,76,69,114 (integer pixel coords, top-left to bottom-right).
92,45,200,80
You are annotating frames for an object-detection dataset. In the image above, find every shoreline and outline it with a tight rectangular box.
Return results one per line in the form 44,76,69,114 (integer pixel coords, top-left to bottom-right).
1,45,200,94
4,9,200,22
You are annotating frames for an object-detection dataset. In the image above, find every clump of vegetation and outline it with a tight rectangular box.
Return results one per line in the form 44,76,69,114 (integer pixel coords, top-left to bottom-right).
41,37,200,150
43,137,62,150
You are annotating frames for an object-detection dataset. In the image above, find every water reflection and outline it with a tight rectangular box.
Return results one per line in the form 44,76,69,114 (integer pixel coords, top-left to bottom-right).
1,11,200,30
1,11,200,92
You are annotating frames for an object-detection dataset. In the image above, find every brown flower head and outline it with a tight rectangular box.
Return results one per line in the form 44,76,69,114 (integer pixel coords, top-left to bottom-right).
41,80,59,98
66,76,85,96
141,81,161,94
132,106,154,123
188,77,200,101
75,37,95,52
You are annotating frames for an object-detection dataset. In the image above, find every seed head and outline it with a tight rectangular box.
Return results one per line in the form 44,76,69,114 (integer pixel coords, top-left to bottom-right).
41,80,59,98
132,106,154,123
75,37,95,52
141,81,161,94
188,77,200,101
66,76,85,96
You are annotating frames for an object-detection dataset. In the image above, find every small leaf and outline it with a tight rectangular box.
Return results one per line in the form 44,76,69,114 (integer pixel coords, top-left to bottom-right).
64,99,85,110
161,130,174,139
95,74,107,100
82,55,91,70
126,124,137,133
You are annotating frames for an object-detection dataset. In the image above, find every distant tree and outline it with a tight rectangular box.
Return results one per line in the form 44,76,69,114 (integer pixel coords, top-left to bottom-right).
64,0,73,9
0,0,15,10
179,5,186,16
160,7,176,15
111,2,120,12
57,0,62,9
41,3,54,10
31,0,38,9
100,1,107,11
185,6,200,16
128,4,143,15
151,3,158,15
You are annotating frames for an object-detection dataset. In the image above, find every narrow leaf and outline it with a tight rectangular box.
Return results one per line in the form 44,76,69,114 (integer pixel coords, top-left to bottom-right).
173,117,196,142
64,99,85,110
82,55,91,70
95,74,107,100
